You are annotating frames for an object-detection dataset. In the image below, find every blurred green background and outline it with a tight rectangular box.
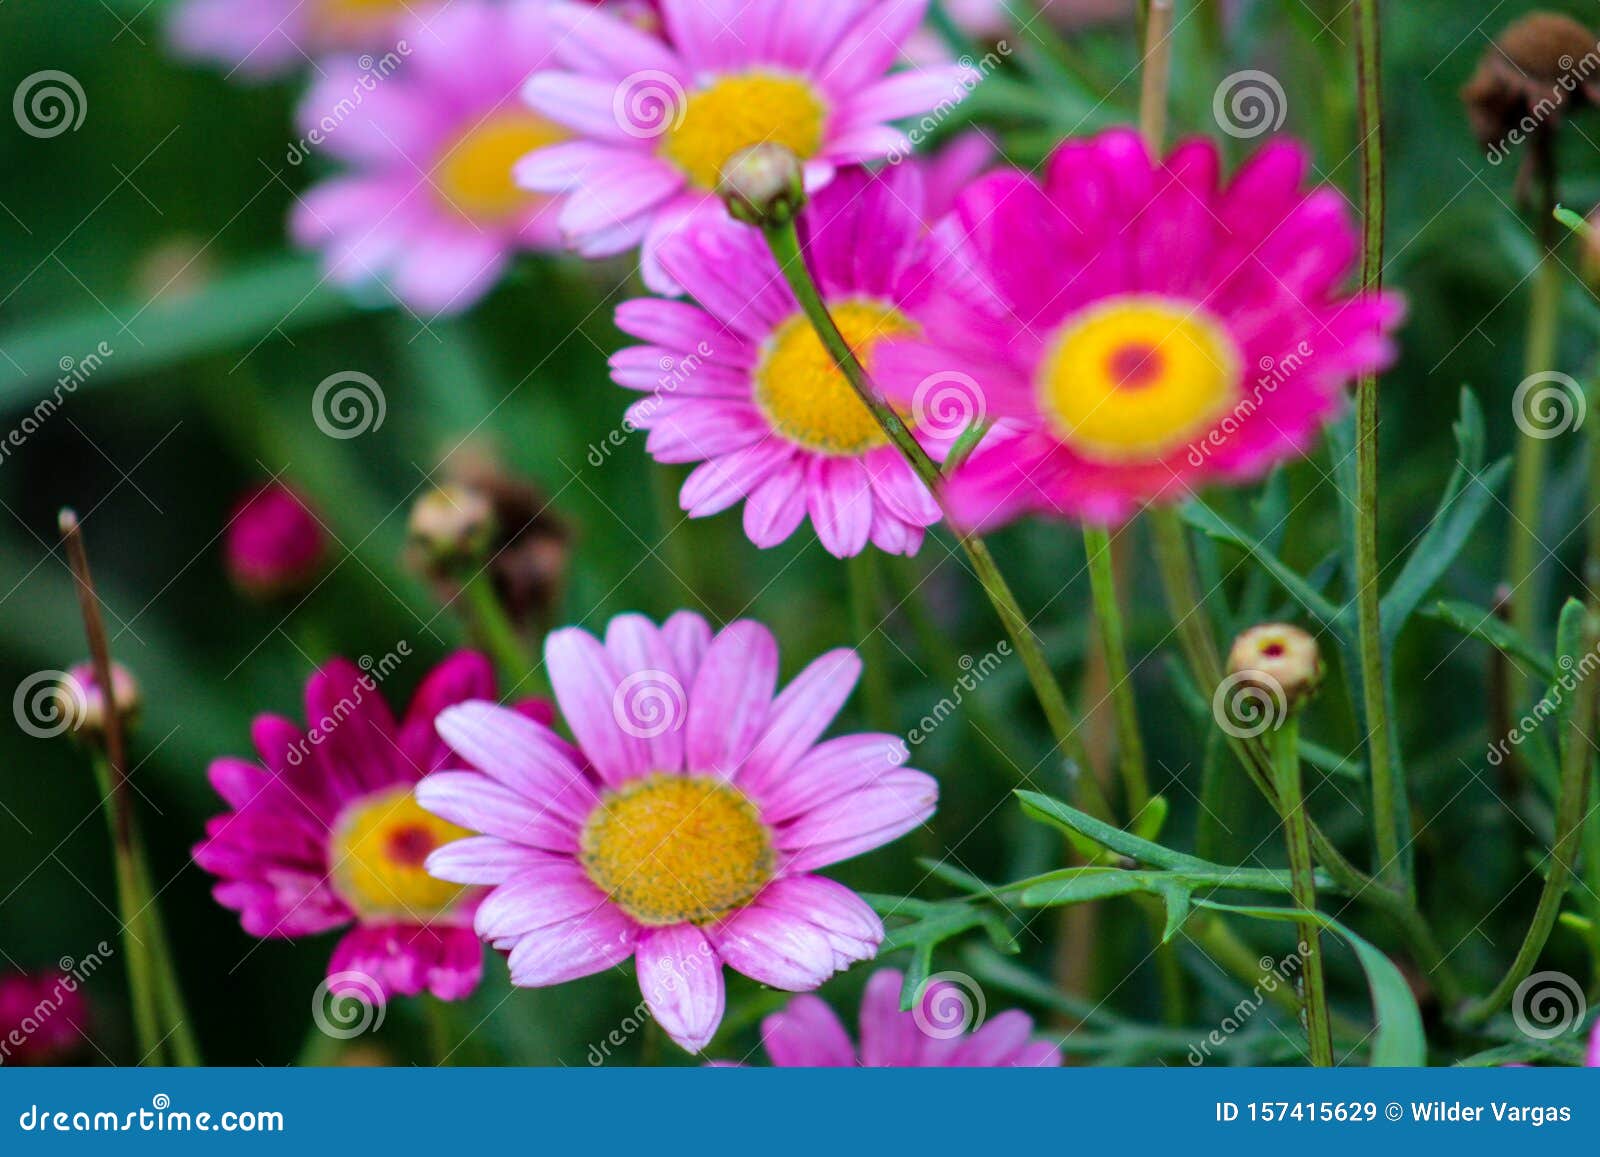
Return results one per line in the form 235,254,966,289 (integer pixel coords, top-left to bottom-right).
3,0,1599,1065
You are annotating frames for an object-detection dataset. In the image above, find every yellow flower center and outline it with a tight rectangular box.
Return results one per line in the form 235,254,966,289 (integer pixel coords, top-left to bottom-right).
1038,295,1242,463
313,0,409,29
662,73,827,191
579,774,774,927
756,301,917,456
330,784,471,920
435,112,568,224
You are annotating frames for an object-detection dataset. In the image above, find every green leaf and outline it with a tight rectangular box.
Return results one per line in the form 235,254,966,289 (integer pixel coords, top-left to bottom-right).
1379,390,1511,653
1423,599,1555,682
1199,900,1427,1066
1181,501,1345,632
1299,739,1366,781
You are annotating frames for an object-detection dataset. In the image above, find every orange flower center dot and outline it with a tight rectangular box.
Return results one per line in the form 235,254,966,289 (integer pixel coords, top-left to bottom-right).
662,72,827,191
579,774,774,927
330,784,471,920
1038,295,1242,464
756,300,918,456
436,112,568,225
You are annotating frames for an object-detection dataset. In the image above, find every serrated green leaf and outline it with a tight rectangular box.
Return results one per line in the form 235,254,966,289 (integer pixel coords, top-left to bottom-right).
1423,600,1555,681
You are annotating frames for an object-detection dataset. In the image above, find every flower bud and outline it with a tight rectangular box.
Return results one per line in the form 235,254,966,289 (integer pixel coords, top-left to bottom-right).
225,482,327,600
1226,623,1322,712
408,484,496,568
718,144,807,229
1461,13,1600,150
57,662,141,740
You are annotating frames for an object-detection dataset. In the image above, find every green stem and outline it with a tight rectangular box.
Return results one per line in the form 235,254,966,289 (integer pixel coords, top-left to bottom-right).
848,551,897,734
1083,525,1149,817
460,569,533,690
1353,0,1406,895
1267,719,1334,1066
1460,615,1599,1026
90,755,163,1064
761,220,1111,822
424,997,455,1066
129,836,201,1065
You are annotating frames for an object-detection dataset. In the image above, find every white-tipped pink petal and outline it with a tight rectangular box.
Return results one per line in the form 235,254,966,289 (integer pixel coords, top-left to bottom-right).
636,924,725,1053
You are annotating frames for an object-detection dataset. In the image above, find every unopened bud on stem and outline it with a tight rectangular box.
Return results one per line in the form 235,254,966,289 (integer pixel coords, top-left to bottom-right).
718,144,807,229
1226,623,1323,713
408,484,496,569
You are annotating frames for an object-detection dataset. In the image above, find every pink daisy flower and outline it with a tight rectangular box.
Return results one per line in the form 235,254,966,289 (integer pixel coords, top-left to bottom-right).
194,652,553,1003
289,1,573,315
738,969,1062,1066
224,481,327,599
0,971,90,1066
610,166,958,558
515,0,975,292
875,129,1405,527
167,0,433,79
416,611,938,1053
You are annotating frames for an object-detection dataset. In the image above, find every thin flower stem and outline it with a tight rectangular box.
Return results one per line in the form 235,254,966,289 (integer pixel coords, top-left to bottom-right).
1460,615,1599,1027
1083,525,1150,816
62,510,199,1065
460,569,533,690
1137,0,1173,153
1268,718,1334,1066
761,221,1111,820
848,551,897,734
1353,0,1406,895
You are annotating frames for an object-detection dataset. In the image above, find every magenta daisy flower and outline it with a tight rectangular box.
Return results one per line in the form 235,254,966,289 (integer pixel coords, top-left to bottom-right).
875,129,1406,527
0,971,90,1066
515,0,975,292
167,0,432,79
194,652,553,1003
416,611,938,1053
224,481,327,599
289,1,572,315
739,969,1061,1067
610,167,957,558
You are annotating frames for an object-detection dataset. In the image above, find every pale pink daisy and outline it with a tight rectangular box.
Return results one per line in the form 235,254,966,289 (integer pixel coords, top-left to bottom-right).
289,1,572,314
515,0,976,292
609,166,961,558
417,611,938,1053
876,129,1405,527
740,969,1063,1066
168,0,433,79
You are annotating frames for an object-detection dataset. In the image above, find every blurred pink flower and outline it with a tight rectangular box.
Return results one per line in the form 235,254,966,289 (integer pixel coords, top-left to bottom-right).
224,482,327,599
0,971,89,1066
167,0,435,80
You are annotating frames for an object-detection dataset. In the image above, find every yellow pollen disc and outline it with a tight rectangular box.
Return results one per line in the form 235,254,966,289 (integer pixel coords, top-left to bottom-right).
1038,295,1242,464
756,300,918,456
330,784,471,920
662,72,827,191
314,0,410,28
435,112,567,224
579,774,774,927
